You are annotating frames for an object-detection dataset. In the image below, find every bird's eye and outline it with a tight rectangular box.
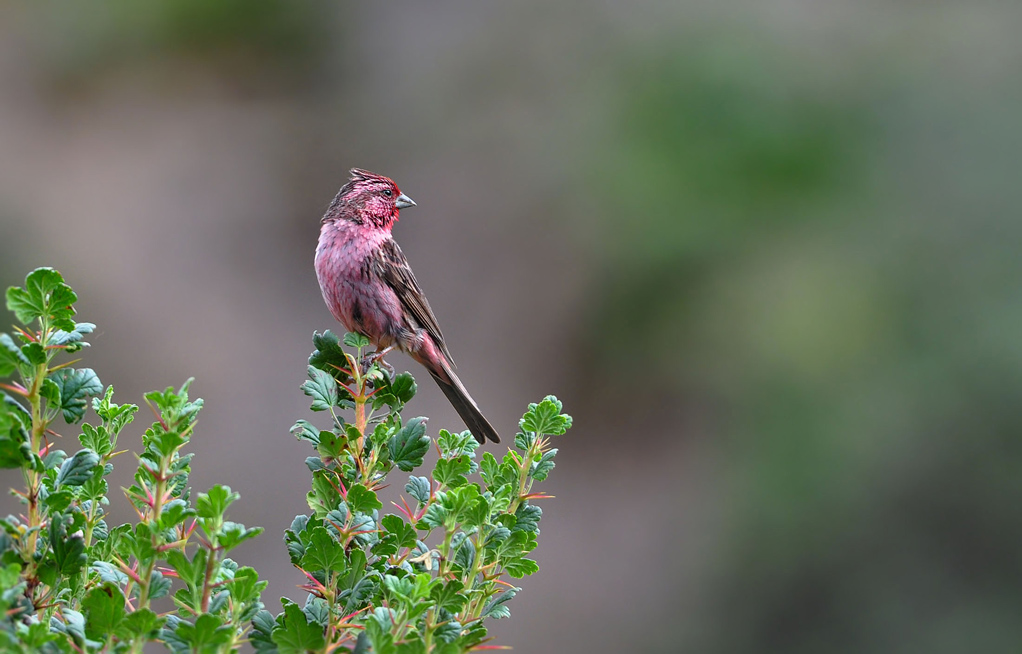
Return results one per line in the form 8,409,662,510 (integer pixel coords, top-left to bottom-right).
383,189,393,197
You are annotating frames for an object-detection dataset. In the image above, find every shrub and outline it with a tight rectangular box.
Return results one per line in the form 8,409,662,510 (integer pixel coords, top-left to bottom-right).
0,267,570,653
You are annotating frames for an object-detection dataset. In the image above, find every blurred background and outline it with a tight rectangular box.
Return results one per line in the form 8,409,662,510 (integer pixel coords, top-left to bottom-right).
2,1,1021,651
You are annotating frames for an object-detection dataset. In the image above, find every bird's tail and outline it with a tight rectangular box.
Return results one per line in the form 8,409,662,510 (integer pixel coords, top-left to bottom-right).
429,366,500,444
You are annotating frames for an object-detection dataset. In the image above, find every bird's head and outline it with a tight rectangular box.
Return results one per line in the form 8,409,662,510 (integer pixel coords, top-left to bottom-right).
324,168,416,228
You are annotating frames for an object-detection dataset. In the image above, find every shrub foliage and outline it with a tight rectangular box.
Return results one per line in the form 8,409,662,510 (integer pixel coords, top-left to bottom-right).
0,268,570,653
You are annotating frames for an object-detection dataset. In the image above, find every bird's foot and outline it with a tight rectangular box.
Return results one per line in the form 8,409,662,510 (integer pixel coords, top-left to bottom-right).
374,358,396,381
359,346,395,380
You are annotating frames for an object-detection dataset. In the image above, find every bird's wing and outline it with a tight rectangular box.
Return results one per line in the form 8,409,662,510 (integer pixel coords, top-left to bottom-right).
374,238,454,363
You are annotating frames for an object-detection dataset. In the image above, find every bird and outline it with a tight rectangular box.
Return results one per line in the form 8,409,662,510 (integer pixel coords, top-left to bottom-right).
314,168,500,443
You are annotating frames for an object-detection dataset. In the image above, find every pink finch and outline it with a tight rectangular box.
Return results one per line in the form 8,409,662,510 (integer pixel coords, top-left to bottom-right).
315,168,500,444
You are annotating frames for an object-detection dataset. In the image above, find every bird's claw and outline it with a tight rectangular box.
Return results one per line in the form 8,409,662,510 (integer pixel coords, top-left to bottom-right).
359,348,395,381
374,358,396,381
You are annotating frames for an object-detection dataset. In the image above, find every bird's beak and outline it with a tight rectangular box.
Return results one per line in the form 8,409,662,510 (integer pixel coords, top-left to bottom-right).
395,194,416,210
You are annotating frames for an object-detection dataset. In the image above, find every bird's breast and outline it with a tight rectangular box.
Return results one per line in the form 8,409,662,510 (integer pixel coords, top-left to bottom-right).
315,222,402,342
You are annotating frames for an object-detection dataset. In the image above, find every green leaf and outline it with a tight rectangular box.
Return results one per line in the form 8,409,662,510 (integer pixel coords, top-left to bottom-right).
56,449,99,487
197,484,239,521
0,562,20,586
462,495,490,528
303,596,330,627
372,533,400,558
119,608,163,639
6,267,79,331
290,419,321,446
453,533,475,571
349,632,369,654
513,503,542,533
381,515,418,549
444,485,482,522
301,366,338,412
91,386,138,434
396,639,426,654
12,623,59,650
348,512,377,547
48,321,96,353
483,525,512,549
44,489,73,513
530,449,557,481
482,586,520,619
173,613,234,650
158,616,189,653
383,574,415,601
491,472,518,514
250,609,277,653
0,438,31,469
389,417,429,472
503,556,539,578
3,391,29,419
51,368,103,424
429,579,467,614
366,618,395,654
166,548,207,590
389,372,416,403
286,515,312,568
0,415,20,455
418,502,447,530
50,515,86,576
91,561,129,586
285,527,306,566
43,447,66,471
144,378,198,416
367,420,394,451
308,330,352,377
405,476,430,505
343,423,364,447
229,567,266,606
432,621,463,647
90,517,109,541
272,600,326,654
519,396,572,436
210,588,230,613
343,332,371,348
290,514,310,535
315,429,345,464
373,370,418,409
433,455,471,488
56,607,86,642
78,424,108,457
513,430,533,452
479,452,499,487
219,521,264,551
337,549,374,612
82,583,126,639
0,334,28,376
346,485,382,514
22,342,46,366
156,499,195,531
148,570,172,600
307,470,341,517
436,429,478,459
0,407,20,447
126,523,159,561
145,428,186,460
344,576,378,616
300,526,346,573
480,451,518,491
